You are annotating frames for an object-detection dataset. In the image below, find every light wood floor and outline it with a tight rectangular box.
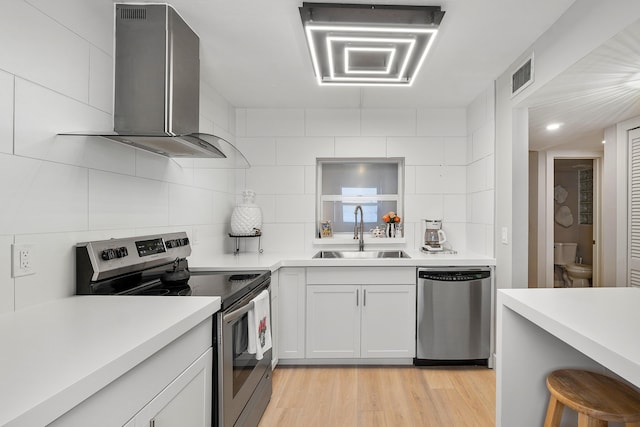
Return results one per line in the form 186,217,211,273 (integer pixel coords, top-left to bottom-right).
258,365,496,427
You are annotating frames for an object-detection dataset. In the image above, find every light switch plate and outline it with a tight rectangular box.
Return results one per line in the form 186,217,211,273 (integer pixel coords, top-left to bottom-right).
12,244,36,277
501,227,509,245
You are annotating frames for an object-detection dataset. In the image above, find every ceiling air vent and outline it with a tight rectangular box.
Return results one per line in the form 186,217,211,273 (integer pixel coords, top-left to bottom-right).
511,54,534,97
120,7,146,20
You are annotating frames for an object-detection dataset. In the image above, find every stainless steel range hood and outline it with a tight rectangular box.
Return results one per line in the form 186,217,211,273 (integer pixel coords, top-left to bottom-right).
63,3,247,164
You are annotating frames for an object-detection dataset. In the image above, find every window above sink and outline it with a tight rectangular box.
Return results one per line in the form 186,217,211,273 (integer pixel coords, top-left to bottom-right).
316,158,405,241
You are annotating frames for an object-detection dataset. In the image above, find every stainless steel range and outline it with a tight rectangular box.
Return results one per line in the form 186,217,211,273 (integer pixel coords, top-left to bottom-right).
75,231,272,427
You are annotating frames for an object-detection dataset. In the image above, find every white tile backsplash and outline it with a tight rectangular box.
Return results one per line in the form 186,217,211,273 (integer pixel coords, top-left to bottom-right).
169,184,214,226
88,46,113,113
361,109,416,136
304,165,316,195
136,151,195,186
443,195,467,223
14,79,124,172
0,154,88,234
404,166,416,195
405,194,444,222
444,137,468,165
276,137,334,165
25,0,114,54
335,137,386,157
417,108,466,137
254,195,276,224
0,1,91,102
0,235,14,314
260,223,305,252
193,168,233,193
387,137,443,165
306,109,361,136
88,170,169,230
13,231,91,310
467,160,486,194
0,71,13,155
472,120,495,161
245,166,305,195
235,137,277,166
274,195,315,223
246,109,305,136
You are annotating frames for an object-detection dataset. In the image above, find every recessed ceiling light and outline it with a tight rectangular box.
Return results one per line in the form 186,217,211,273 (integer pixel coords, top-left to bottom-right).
546,123,563,131
299,3,445,86
602,140,606,144
626,72,640,89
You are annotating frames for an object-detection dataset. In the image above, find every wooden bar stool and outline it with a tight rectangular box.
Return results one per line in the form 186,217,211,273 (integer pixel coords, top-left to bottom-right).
544,369,640,427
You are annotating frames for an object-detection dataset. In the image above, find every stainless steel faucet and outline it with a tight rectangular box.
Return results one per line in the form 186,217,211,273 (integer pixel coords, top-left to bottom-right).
354,205,364,251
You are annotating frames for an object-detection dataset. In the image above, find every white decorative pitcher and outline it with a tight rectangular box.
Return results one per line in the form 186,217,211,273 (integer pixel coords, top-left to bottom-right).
230,190,263,235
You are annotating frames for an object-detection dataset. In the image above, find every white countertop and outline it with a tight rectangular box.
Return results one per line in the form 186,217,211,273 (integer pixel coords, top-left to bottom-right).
0,295,220,427
499,287,640,388
190,249,495,271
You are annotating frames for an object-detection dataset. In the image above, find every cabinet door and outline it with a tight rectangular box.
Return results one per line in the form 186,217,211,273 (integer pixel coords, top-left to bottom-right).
361,285,416,358
306,285,360,358
133,348,212,427
278,268,306,359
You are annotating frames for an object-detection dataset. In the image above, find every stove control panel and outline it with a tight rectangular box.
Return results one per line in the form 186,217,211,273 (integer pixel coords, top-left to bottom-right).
77,231,192,283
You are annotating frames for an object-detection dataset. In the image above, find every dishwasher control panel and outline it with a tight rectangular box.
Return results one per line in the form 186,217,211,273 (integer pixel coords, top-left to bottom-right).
418,270,491,281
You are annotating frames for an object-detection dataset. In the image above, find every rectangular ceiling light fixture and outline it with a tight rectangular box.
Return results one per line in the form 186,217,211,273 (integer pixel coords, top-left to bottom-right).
299,3,445,86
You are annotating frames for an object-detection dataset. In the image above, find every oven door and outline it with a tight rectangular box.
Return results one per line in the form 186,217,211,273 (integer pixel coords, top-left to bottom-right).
219,281,272,427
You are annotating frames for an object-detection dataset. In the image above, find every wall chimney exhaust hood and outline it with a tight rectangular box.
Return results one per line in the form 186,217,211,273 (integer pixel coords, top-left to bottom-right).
62,3,248,165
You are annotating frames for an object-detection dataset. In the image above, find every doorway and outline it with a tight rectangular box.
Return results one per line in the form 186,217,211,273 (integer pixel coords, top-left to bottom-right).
552,159,595,287
544,153,602,288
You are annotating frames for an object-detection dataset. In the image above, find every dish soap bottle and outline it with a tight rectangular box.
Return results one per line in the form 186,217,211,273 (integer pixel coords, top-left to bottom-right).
230,190,263,235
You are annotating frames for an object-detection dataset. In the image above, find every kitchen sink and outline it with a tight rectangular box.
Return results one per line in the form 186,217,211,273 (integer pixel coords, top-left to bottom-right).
312,250,410,259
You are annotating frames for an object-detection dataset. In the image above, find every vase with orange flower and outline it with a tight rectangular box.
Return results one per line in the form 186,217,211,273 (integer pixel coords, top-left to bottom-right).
382,211,401,238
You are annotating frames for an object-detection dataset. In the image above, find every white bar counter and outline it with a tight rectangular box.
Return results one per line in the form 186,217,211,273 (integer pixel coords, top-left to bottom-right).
0,295,220,427
497,287,640,427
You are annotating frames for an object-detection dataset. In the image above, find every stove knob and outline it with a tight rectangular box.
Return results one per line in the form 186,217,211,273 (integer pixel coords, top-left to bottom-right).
166,240,176,249
116,247,128,258
182,238,189,246
101,249,115,260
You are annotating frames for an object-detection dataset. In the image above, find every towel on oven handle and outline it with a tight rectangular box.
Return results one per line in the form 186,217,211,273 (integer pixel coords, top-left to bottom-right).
247,289,272,360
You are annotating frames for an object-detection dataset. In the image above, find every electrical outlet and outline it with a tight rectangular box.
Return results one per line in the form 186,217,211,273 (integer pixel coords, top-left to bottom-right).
12,244,35,277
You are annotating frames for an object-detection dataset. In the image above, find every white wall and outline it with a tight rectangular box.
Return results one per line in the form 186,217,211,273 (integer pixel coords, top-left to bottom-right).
466,84,496,257
235,106,498,254
0,0,238,313
495,0,640,289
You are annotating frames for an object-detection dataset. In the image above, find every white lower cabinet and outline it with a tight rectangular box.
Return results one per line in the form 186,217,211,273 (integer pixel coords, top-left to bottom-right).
127,348,212,427
305,267,416,359
306,285,360,358
49,319,213,427
277,268,306,359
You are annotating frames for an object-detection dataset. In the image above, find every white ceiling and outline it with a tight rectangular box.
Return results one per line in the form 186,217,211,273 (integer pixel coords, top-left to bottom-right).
528,18,640,152
115,0,576,109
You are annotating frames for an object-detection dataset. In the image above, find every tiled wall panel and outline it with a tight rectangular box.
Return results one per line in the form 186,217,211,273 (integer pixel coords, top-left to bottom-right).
306,109,361,136
0,71,13,155
0,1,90,102
0,154,88,234
88,170,169,230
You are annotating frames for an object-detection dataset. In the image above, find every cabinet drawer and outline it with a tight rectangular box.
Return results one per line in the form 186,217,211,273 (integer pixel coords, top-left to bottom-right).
306,267,415,285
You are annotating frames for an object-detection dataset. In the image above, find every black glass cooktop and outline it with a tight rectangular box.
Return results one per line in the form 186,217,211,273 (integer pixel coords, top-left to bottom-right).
119,270,270,310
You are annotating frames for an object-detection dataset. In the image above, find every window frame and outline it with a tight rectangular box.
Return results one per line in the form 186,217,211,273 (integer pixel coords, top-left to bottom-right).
316,157,405,237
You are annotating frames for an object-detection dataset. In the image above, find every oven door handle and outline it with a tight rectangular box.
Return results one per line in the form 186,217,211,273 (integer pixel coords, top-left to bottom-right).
223,300,254,324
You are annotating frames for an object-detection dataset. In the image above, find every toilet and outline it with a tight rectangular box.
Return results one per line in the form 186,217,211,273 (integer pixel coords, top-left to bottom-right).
553,243,577,287
565,263,592,287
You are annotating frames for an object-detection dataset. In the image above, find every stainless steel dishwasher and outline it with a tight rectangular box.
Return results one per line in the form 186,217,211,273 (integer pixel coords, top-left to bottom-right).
415,267,492,366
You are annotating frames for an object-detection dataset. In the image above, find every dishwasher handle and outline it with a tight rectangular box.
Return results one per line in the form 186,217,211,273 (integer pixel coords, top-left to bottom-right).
418,270,491,282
